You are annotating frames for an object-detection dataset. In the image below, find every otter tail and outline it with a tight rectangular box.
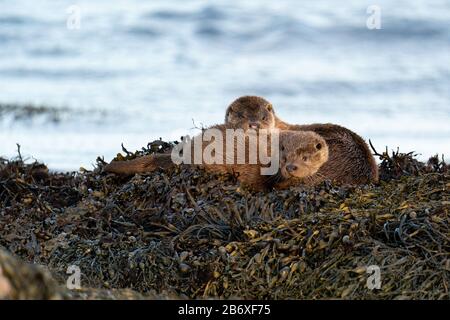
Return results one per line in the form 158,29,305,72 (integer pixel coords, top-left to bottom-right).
104,154,174,175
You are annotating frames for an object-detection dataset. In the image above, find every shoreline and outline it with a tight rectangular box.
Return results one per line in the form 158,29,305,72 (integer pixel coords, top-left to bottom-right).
1,102,449,172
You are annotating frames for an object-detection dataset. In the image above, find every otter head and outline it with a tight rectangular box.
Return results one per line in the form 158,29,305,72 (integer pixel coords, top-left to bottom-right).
225,96,276,130
279,131,328,180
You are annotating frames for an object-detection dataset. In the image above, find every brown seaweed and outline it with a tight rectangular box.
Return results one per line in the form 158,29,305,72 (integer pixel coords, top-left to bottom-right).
0,143,448,299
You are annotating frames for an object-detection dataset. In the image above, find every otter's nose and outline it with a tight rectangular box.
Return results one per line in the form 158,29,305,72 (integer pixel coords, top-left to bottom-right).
286,164,298,173
248,122,260,129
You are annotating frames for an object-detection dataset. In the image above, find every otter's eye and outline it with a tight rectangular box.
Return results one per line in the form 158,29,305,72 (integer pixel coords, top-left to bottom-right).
237,112,244,118
262,116,267,121
316,143,322,150
302,156,308,162
281,145,285,151
282,157,287,162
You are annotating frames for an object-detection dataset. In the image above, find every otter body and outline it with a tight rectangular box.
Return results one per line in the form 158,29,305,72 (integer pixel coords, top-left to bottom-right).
279,122,378,185
225,96,379,185
104,125,328,191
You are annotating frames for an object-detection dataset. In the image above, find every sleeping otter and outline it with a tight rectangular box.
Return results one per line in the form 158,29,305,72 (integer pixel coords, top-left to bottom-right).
225,96,379,185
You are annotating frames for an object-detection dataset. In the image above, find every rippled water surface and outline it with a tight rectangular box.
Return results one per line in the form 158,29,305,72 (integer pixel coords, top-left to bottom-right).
0,0,449,170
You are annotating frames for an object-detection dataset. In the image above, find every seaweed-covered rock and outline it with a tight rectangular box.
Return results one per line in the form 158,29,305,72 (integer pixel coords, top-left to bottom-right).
0,144,448,300
0,248,64,299
0,248,179,300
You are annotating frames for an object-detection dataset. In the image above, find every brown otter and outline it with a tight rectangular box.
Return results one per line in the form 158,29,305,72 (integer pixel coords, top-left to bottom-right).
226,96,277,130
104,126,329,191
225,96,379,185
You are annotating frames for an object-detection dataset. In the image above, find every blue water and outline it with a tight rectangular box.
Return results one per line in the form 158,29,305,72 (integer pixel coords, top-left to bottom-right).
0,0,449,170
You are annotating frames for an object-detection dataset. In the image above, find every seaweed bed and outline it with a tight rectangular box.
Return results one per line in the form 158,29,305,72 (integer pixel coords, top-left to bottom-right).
0,103,70,123
0,141,449,300
0,103,107,124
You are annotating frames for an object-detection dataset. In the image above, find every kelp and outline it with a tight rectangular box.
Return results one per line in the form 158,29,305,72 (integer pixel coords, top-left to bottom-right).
0,103,69,122
0,248,176,300
0,143,448,299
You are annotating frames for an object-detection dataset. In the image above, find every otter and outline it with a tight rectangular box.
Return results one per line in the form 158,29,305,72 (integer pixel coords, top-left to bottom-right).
226,96,277,130
225,96,379,185
104,126,329,191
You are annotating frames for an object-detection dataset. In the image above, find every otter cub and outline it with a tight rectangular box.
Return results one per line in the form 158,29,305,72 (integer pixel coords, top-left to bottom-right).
225,96,379,185
104,126,328,191
273,130,329,189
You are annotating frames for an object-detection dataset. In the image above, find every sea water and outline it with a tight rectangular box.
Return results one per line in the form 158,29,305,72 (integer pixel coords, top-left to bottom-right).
0,0,449,170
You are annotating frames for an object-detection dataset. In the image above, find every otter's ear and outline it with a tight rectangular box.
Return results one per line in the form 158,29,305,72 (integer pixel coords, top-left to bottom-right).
227,104,236,113
266,104,273,112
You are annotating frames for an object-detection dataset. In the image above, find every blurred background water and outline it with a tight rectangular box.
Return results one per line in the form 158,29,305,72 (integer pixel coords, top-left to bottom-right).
0,0,449,171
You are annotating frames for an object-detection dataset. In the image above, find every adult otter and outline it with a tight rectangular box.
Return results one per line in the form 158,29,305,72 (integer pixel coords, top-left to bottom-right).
225,96,379,185
104,126,329,191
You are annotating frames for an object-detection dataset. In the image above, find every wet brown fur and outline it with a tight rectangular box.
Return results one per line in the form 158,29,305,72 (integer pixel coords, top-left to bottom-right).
104,125,328,191
225,96,379,185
